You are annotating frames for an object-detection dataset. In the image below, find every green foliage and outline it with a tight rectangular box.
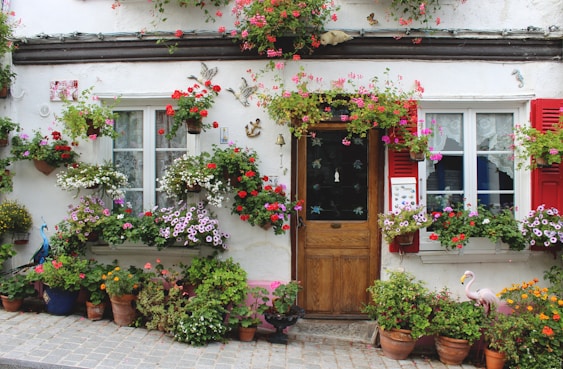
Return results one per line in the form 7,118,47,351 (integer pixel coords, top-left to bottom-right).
173,299,228,346
0,274,35,300
0,162,14,194
26,255,89,291
270,281,302,315
82,260,113,305
363,271,433,339
482,310,526,363
0,11,15,55
49,221,86,257
10,130,79,168
64,196,107,243
229,286,270,328
0,117,20,139
58,87,120,141
544,254,563,296
429,288,486,344
389,0,442,26
232,0,339,59
0,64,16,87
0,242,15,264
0,200,32,235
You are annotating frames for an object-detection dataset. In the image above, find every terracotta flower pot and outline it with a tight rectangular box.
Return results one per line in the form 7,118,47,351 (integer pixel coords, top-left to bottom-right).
185,118,202,134
85,301,106,321
378,328,416,360
109,294,137,326
484,347,506,369
1,295,23,312
238,326,257,342
33,159,56,175
395,232,415,246
435,335,471,365
409,151,425,162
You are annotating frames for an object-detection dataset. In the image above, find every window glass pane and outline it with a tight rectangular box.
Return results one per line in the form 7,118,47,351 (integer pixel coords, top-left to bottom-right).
115,151,143,188
476,113,513,152
306,131,368,221
115,111,143,149
156,111,186,148
477,155,514,191
427,113,463,151
427,193,464,212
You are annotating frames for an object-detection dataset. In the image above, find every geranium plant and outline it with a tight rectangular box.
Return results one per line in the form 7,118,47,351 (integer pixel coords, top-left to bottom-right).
362,271,433,340
10,130,79,168
496,278,563,369
520,204,563,248
58,87,120,141
257,67,420,139
383,119,443,161
429,203,526,251
98,200,138,246
269,280,302,315
228,286,270,328
159,201,229,251
512,122,563,169
378,203,432,244
164,80,221,139
0,117,19,141
232,0,339,59
388,0,442,27
56,161,128,200
26,254,89,291
0,274,36,300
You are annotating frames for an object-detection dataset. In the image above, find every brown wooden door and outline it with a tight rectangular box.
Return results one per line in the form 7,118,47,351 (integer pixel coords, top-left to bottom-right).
296,124,382,318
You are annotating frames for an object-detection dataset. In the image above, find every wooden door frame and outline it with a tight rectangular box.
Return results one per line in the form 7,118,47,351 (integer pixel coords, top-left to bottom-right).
290,124,385,311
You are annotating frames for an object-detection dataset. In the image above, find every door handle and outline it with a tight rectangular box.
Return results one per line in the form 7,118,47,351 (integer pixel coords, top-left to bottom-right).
298,216,305,228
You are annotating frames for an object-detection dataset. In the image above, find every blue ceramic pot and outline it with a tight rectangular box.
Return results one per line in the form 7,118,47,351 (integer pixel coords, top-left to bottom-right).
43,287,79,315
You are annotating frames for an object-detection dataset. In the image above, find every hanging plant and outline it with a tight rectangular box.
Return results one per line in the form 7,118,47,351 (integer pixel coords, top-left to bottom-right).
232,0,340,59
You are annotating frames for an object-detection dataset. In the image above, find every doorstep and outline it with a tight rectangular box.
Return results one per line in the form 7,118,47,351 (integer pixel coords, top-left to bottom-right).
286,319,378,346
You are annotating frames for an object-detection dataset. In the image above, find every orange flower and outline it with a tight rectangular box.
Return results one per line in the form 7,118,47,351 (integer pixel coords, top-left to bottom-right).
542,326,554,336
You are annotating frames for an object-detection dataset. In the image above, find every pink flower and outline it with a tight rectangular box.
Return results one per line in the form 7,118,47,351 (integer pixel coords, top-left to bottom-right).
123,222,133,229
218,26,226,33
144,262,152,269
381,135,391,144
342,138,351,146
549,148,559,155
79,273,85,279
270,281,282,290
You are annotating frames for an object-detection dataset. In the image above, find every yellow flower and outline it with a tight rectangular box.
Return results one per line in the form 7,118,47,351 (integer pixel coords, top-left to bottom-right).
527,305,533,312
521,293,528,299
515,305,520,310
550,296,558,302
101,274,107,280
107,271,112,276
507,299,514,305
539,313,549,320
113,276,119,282
114,266,120,271
100,283,106,290
559,300,563,306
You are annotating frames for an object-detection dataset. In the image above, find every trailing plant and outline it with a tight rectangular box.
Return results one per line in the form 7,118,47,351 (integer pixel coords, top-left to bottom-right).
58,87,120,141
521,204,563,248
0,11,15,55
56,161,128,200
0,159,14,194
378,203,433,244
0,64,16,88
512,123,563,169
232,0,339,59
10,130,79,168
363,271,433,339
0,117,19,140
388,0,442,27
0,242,16,265
0,200,32,235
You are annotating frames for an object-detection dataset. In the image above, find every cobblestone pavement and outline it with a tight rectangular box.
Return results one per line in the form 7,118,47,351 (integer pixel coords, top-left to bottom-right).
0,310,482,369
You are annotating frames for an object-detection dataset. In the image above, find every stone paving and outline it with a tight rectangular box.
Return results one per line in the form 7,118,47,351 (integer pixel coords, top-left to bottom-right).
0,310,482,369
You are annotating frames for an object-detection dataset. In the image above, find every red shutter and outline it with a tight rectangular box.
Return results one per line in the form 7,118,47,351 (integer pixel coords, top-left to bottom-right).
530,99,563,210
388,102,420,253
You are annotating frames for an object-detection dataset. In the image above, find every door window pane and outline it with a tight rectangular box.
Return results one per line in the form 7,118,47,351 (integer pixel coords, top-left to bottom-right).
306,131,368,221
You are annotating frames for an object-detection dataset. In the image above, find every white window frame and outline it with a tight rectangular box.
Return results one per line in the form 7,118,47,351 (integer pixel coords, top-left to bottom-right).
415,100,531,262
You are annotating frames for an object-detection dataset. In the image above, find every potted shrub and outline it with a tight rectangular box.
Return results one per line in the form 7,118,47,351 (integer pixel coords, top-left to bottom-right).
0,273,36,311
0,64,16,98
362,271,433,359
0,117,19,145
263,280,304,344
0,200,33,244
377,203,433,246
10,130,80,174
58,87,120,141
56,161,128,200
0,242,16,264
232,0,339,59
512,122,563,169
164,80,221,139
383,120,443,161
26,254,90,315
0,158,14,194
64,195,108,243
229,286,270,342
429,288,486,365
482,311,522,369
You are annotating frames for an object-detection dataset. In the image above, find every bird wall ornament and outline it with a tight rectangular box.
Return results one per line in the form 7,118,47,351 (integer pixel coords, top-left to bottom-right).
245,118,261,137
188,62,218,84
460,270,500,315
320,30,354,46
226,77,257,107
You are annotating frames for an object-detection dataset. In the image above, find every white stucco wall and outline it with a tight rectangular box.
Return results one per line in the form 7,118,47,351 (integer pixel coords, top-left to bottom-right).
2,0,562,298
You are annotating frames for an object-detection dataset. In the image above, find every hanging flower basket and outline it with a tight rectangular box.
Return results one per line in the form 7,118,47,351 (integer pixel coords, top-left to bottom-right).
185,118,202,134
33,159,56,175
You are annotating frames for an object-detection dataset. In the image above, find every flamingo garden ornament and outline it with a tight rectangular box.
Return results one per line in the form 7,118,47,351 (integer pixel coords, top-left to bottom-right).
460,270,499,314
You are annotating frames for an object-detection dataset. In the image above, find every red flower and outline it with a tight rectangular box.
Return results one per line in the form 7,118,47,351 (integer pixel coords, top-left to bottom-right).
245,170,255,177
250,190,258,196
240,214,250,221
204,80,212,87
270,214,280,222
158,129,165,135
51,131,61,140
237,190,248,199
249,157,255,163
236,205,243,212
144,211,153,217
165,104,175,116
175,29,183,38
429,233,439,240
125,208,132,214
207,163,217,169
212,85,221,93
212,121,219,128
282,224,290,230
264,185,273,191
542,326,554,336
200,110,208,117
262,175,269,181
448,212,455,218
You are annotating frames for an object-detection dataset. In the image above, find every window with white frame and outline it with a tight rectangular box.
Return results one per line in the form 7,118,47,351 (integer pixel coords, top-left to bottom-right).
419,105,522,249
113,106,187,213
